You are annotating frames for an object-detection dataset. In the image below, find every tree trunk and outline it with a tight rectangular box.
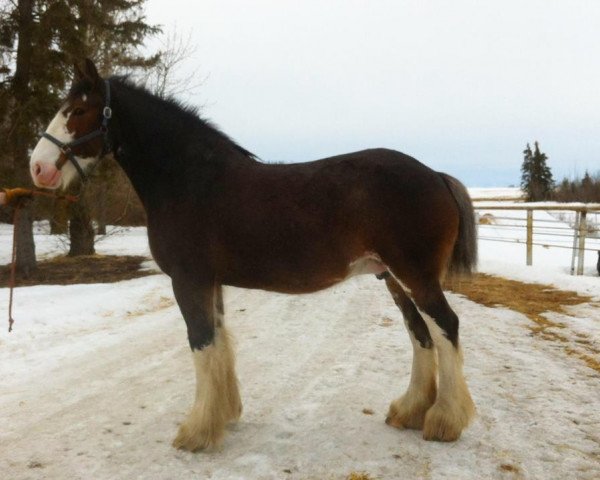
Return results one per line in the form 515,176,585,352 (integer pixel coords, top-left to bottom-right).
50,199,69,235
11,0,37,275
96,181,107,235
15,203,36,278
68,191,95,256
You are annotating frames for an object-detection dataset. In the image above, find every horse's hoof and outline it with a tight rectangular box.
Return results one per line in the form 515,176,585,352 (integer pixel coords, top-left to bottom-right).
422,399,475,442
172,422,223,452
386,386,436,431
386,399,429,430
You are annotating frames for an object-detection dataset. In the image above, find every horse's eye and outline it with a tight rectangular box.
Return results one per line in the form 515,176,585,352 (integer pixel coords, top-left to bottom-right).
72,107,85,116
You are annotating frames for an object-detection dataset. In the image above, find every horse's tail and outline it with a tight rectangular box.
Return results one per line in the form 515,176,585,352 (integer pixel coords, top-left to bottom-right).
439,172,478,278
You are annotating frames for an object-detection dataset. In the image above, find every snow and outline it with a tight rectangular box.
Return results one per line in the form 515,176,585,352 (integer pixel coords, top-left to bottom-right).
0,223,151,265
1,208,599,479
467,187,523,201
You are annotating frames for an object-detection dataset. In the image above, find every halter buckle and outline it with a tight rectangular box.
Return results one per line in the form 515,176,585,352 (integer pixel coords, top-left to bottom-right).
103,106,112,119
61,145,72,156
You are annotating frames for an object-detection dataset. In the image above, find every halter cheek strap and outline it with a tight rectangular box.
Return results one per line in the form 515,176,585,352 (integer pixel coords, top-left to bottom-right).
41,79,112,183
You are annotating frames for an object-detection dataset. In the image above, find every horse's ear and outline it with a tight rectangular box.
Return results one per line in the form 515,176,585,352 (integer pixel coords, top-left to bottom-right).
73,61,85,81
83,58,101,86
73,59,101,86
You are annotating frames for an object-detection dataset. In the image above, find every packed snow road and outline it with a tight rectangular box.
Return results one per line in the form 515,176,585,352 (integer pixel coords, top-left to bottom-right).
1,272,599,480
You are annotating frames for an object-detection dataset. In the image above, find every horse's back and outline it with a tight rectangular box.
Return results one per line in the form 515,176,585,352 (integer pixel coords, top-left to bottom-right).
202,148,461,291
245,148,449,211
245,148,457,234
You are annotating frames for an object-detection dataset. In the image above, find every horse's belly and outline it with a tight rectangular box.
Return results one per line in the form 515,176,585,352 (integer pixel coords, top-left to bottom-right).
221,252,387,294
347,253,388,277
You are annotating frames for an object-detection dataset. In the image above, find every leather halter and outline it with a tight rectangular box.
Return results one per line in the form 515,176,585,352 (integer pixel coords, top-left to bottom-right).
41,79,112,183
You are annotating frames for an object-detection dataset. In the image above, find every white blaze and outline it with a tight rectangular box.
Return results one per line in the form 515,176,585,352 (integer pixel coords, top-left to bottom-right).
30,105,96,188
30,107,72,167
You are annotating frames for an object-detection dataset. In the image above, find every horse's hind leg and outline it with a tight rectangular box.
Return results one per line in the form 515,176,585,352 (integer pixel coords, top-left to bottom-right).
171,277,242,451
409,280,475,442
383,275,437,430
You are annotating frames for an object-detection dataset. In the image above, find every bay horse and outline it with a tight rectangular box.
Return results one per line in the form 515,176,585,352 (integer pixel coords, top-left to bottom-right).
30,59,477,451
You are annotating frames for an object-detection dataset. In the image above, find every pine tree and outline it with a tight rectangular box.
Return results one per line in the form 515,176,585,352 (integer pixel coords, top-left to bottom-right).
1,0,38,275
0,0,160,267
520,143,534,198
581,171,592,189
520,141,554,201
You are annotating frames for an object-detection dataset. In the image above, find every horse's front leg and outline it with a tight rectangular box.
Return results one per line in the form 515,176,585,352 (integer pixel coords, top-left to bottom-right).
171,276,242,451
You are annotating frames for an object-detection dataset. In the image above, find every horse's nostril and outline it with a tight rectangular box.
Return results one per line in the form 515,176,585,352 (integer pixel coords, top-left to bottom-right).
34,163,42,176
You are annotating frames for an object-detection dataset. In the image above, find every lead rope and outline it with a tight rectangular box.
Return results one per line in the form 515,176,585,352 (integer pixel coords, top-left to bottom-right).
2,188,78,332
8,202,20,332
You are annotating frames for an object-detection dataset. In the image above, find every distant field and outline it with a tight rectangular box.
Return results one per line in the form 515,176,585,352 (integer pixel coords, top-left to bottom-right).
468,187,523,202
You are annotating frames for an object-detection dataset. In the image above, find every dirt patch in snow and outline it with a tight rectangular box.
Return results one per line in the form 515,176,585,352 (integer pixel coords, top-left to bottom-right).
0,254,156,287
446,273,600,372
346,473,376,480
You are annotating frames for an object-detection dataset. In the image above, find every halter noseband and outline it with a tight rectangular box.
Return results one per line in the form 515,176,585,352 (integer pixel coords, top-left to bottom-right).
42,79,112,183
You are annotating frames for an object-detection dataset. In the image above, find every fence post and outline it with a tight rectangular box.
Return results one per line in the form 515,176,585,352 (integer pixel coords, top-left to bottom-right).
576,210,587,275
526,209,533,266
570,212,580,275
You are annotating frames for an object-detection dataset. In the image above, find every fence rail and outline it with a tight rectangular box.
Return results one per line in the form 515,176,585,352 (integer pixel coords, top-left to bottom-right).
473,203,600,275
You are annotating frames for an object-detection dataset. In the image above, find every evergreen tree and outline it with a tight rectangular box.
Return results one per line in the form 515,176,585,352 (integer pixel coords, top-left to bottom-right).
553,171,600,203
0,0,160,269
581,171,592,189
520,143,534,197
520,141,554,201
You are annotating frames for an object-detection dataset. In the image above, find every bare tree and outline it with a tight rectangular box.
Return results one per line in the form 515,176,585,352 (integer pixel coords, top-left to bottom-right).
140,29,205,99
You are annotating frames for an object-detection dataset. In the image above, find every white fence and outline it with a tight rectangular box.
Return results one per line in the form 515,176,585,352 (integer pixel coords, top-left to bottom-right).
474,202,600,275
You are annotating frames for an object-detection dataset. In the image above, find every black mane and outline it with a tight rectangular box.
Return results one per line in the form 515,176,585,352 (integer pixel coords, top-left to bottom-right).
109,76,257,165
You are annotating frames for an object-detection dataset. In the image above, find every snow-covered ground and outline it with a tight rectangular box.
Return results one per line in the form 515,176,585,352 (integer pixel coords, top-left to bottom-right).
468,187,524,201
1,204,599,479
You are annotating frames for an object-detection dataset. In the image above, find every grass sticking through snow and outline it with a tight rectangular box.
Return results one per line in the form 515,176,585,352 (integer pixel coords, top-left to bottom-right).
446,273,600,373
0,254,156,287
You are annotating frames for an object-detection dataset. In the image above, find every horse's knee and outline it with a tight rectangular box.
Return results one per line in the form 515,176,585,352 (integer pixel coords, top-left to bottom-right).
171,276,217,350
188,323,215,351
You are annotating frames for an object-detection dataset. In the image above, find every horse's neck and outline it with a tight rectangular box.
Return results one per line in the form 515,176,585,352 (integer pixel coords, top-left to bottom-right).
109,144,167,215
109,86,186,208
108,81,256,211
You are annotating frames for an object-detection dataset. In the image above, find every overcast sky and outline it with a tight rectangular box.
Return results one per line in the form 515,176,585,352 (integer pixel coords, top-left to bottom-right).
144,0,600,186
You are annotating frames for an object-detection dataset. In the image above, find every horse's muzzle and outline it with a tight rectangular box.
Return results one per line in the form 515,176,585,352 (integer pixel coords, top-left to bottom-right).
31,160,62,189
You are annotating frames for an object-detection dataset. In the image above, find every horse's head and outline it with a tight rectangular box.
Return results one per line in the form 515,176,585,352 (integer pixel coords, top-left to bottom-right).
30,59,111,189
